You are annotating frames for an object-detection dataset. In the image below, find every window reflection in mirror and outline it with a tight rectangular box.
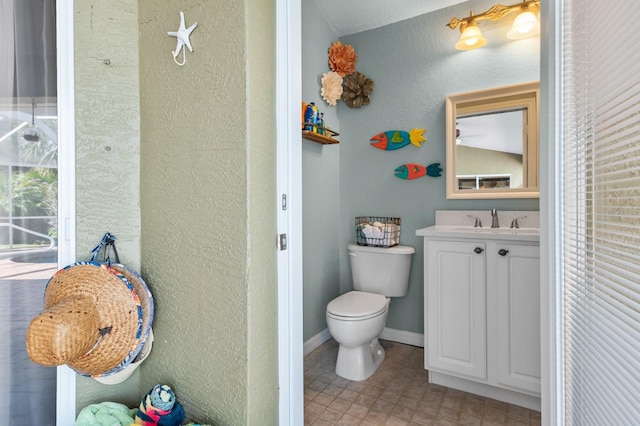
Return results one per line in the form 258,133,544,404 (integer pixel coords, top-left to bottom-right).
445,82,539,199
456,109,524,190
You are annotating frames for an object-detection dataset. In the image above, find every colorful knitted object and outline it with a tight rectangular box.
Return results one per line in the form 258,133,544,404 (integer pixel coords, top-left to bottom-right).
134,384,185,426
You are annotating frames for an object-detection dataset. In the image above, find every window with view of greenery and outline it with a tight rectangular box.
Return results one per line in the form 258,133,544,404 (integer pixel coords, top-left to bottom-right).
0,111,58,248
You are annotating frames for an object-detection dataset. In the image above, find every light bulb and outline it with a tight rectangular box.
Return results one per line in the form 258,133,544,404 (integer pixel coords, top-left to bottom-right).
455,23,487,50
507,11,540,39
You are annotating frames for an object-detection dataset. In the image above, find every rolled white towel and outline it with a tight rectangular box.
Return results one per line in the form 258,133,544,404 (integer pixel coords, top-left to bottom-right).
384,223,399,234
385,223,400,246
362,224,384,244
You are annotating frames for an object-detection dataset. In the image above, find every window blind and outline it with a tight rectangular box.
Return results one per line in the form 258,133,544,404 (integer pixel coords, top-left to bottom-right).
561,0,640,424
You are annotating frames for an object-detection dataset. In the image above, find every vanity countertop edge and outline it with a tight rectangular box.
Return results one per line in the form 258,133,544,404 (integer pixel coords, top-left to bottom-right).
415,225,539,242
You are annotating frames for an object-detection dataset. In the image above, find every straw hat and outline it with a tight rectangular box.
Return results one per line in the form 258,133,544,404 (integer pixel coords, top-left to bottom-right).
26,261,148,377
96,262,154,380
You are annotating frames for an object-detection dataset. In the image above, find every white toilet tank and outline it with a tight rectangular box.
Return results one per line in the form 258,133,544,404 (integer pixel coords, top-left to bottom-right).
348,243,415,297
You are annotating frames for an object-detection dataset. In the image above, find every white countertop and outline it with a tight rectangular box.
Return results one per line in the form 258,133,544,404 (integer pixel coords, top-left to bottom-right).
415,210,540,242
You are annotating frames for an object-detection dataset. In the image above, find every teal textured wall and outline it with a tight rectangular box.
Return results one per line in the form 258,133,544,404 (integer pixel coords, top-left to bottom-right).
302,1,342,341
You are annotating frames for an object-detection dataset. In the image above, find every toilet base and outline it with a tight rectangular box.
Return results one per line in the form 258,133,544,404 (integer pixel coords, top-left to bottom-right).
335,338,385,381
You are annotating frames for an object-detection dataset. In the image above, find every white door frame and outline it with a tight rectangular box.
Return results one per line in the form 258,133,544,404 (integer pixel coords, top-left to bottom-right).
56,0,77,424
276,2,561,424
539,0,561,425
276,0,304,424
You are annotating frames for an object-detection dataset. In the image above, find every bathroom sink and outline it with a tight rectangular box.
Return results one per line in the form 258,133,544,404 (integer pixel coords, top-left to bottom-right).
415,210,540,241
415,225,539,241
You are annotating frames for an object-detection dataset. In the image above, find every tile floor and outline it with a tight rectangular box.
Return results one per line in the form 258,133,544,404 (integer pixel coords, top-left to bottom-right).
304,339,541,426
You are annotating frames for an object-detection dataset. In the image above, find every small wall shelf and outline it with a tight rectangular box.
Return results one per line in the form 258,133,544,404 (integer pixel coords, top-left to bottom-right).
302,127,339,145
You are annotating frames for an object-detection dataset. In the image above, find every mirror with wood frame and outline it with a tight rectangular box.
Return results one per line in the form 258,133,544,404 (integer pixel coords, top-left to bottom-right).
445,82,540,199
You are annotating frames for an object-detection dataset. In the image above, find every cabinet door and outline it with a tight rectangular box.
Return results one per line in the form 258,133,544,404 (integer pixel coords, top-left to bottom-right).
426,240,486,381
494,243,541,395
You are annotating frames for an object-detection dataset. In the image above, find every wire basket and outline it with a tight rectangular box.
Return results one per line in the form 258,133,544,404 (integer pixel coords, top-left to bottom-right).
355,216,401,248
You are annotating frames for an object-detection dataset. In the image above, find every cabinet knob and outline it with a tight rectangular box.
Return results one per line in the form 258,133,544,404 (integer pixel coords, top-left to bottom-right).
474,247,484,254
498,249,509,256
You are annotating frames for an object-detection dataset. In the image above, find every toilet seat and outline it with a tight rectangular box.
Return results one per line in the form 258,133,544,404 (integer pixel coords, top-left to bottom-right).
327,291,387,320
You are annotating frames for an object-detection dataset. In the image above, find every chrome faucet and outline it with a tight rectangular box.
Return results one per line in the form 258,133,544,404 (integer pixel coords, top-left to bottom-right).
510,216,528,229
491,209,499,228
467,215,482,228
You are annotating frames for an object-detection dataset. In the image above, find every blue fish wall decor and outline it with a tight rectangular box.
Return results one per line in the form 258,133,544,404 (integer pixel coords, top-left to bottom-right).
394,162,443,180
370,128,426,151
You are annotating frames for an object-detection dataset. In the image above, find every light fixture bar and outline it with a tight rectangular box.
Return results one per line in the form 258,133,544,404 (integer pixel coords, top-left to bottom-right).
447,0,541,31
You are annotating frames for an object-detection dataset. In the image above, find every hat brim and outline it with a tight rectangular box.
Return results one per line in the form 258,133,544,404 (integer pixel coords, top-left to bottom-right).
93,328,154,385
97,263,154,377
44,262,143,376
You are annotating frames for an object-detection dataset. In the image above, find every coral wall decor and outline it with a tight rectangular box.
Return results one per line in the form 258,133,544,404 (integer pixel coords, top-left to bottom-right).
328,41,357,77
341,71,374,108
321,71,344,106
318,40,374,108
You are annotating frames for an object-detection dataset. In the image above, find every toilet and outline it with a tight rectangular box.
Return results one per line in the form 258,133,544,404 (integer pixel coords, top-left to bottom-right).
326,243,415,381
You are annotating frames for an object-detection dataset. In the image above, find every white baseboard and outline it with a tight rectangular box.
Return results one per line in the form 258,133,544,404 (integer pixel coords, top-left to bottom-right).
304,328,332,356
380,327,424,347
303,327,424,357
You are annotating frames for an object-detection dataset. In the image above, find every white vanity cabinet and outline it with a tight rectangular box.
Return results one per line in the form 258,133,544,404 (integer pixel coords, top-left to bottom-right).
425,240,487,381
494,243,541,396
417,217,541,411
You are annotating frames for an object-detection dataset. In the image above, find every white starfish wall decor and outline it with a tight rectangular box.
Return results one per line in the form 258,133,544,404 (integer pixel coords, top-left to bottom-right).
168,11,197,66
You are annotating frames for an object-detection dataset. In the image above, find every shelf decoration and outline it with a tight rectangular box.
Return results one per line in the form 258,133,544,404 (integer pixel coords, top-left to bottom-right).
394,163,443,180
168,11,197,66
370,128,426,151
302,101,339,143
321,71,344,106
328,41,358,77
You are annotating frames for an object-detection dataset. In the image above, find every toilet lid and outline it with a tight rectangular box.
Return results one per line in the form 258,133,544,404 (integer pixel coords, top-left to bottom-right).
327,291,387,319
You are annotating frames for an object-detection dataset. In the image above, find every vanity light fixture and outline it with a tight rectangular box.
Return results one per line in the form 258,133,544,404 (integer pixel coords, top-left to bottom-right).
455,19,487,50
447,0,540,50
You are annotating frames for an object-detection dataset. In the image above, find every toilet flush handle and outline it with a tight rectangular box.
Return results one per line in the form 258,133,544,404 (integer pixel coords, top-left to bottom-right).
349,253,357,257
